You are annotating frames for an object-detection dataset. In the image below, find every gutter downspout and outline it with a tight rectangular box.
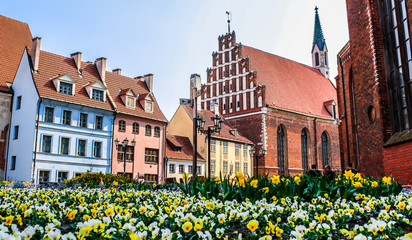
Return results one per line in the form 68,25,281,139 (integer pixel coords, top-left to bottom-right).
110,111,117,175
4,92,15,181
159,124,167,183
339,57,352,167
313,118,318,168
32,98,42,183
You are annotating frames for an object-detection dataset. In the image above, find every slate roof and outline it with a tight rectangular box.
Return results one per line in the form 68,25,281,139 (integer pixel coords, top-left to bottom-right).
0,15,32,92
32,50,113,111
166,135,204,160
241,45,337,119
184,105,254,145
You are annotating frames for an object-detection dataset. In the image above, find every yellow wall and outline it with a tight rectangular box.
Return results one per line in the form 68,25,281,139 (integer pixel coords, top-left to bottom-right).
168,106,253,178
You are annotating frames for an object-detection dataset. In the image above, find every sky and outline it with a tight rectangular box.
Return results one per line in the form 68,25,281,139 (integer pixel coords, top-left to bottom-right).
1,0,349,121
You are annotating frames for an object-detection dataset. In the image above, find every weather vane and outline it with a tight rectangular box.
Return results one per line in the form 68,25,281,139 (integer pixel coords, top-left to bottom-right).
226,11,231,33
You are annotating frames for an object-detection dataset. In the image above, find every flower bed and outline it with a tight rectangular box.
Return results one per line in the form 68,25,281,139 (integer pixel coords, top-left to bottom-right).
0,186,411,239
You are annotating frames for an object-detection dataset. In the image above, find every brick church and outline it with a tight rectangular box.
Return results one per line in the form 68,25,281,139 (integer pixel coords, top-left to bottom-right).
201,8,340,176
337,0,412,184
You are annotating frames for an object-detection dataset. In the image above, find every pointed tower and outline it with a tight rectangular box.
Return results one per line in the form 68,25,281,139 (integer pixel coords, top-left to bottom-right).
311,6,329,78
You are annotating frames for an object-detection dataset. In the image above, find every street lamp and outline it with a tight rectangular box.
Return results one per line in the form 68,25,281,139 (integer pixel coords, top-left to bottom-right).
197,114,223,177
249,147,266,177
115,138,136,177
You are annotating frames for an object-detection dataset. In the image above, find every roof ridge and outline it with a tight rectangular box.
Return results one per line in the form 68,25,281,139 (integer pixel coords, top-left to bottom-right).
0,15,30,26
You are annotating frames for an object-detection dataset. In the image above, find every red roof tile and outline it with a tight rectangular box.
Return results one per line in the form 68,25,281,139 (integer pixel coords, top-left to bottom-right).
33,51,113,111
0,15,32,92
184,105,253,145
241,45,337,118
166,135,204,160
105,72,167,122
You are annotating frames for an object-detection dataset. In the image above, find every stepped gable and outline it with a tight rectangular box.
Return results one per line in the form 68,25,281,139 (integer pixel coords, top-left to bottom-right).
0,15,32,92
104,72,167,122
32,51,113,111
241,45,336,118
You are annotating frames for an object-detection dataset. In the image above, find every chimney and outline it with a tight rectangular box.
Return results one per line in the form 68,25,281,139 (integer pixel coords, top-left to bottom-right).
70,52,82,72
190,73,202,111
211,101,220,115
95,57,107,83
31,37,41,73
144,74,153,93
112,68,121,75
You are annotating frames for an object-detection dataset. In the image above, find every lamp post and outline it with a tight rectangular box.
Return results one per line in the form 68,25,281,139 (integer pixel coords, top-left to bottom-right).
196,115,222,177
115,138,136,177
249,147,266,177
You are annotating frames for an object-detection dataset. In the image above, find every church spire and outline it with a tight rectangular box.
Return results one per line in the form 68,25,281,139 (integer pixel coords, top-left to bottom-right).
311,6,329,78
312,6,326,52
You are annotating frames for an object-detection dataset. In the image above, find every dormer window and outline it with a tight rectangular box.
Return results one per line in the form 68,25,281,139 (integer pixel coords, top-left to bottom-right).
174,147,182,152
146,101,153,112
127,97,135,108
92,89,104,102
60,82,73,95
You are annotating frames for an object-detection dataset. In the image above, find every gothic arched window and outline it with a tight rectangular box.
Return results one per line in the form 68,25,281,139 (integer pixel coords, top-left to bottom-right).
315,52,320,66
321,131,329,168
301,129,309,173
277,125,287,175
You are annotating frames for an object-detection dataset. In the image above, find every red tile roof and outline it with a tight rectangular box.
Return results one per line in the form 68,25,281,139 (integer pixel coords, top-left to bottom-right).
241,45,337,118
105,72,167,122
184,105,253,145
166,135,204,160
33,51,113,111
0,15,32,92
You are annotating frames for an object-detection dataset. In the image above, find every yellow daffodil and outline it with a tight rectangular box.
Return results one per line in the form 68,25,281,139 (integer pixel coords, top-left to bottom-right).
262,187,269,194
250,179,258,188
271,175,281,185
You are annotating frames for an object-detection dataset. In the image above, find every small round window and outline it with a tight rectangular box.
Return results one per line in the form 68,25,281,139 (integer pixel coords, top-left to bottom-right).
367,105,376,123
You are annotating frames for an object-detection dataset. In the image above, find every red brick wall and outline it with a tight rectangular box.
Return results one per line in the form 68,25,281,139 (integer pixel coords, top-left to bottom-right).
383,141,412,184
227,108,340,177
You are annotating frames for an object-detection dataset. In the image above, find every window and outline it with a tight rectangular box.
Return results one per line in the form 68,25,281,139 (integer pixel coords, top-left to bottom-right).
301,129,309,173
169,164,175,174
144,174,158,182
13,126,19,140
118,120,126,132
57,172,68,182
38,170,50,184
315,52,320,66
42,135,52,153
321,132,329,168
235,162,240,173
179,165,185,174
60,138,69,155
78,139,86,156
79,113,88,128
146,101,153,112
10,156,16,170
45,107,54,123
145,125,152,136
244,162,248,174
16,96,21,110
132,122,139,134
211,140,216,153
145,148,158,164
92,89,104,102
127,97,135,108
197,166,201,175
188,165,193,174
243,145,248,156
211,160,216,174
223,161,228,173
154,127,160,138
277,126,286,175
74,173,83,177
95,116,103,130
380,0,412,132
235,144,241,156
223,141,228,154
59,82,73,95
62,110,71,125
118,146,134,162
93,141,102,158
